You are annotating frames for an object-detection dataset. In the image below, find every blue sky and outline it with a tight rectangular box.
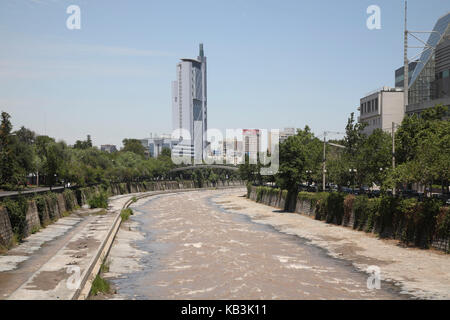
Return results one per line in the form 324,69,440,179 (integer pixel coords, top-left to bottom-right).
0,0,448,147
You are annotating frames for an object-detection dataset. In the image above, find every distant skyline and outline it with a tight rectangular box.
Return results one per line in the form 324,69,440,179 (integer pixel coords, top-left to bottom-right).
0,0,448,148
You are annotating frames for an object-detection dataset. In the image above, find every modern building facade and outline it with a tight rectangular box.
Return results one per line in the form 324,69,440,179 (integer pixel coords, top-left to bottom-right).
395,61,418,88
243,129,261,163
359,87,404,135
279,128,296,143
171,44,207,163
140,134,178,158
405,13,450,116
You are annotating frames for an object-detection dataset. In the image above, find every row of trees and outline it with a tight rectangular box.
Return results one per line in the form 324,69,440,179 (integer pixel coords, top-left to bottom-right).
0,112,175,190
240,104,449,197
0,111,242,191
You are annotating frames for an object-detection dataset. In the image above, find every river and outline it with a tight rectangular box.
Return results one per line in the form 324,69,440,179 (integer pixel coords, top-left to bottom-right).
104,189,409,300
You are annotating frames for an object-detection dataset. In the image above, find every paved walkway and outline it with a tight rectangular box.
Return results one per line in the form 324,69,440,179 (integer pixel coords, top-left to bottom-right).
0,193,135,300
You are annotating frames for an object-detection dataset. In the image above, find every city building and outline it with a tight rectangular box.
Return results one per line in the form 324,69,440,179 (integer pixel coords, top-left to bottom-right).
171,44,207,163
222,138,244,165
359,87,404,135
405,13,450,116
395,61,418,88
243,129,261,162
279,128,296,143
144,133,179,158
100,144,117,153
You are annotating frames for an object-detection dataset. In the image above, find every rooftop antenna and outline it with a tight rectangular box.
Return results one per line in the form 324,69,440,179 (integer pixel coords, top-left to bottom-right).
199,43,204,57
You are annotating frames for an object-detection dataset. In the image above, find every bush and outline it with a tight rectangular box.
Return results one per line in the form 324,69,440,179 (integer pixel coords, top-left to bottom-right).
353,195,369,230
88,191,108,209
400,198,441,248
246,182,252,198
120,208,133,221
63,189,76,211
3,196,28,240
325,192,345,224
378,196,402,237
45,192,59,220
313,193,329,220
365,198,380,233
34,195,48,225
90,274,111,296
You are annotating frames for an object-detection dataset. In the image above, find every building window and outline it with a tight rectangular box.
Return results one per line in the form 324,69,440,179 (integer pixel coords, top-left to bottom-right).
444,70,450,78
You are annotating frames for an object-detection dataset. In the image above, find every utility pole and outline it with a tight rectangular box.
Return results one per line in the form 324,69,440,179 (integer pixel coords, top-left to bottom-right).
392,122,396,196
323,132,326,192
403,0,408,113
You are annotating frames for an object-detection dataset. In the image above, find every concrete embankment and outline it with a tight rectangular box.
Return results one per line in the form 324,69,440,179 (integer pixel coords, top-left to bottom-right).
0,182,244,300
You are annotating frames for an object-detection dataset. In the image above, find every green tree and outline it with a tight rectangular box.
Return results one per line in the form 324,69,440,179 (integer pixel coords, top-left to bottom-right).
122,139,146,157
0,112,17,187
357,129,392,187
275,126,321,209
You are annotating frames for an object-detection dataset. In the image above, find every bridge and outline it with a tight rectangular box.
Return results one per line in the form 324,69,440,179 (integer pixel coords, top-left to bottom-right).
169,164,239,173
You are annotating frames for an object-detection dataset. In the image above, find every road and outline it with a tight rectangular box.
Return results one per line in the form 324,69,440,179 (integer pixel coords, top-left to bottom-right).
102,189,418,300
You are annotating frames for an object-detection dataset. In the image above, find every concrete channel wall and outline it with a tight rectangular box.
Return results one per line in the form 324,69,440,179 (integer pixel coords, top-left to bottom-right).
248,186,450,253
0,180,244,248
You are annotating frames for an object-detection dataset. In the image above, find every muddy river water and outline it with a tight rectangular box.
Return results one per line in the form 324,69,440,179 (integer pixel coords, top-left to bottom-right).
105,189,409,300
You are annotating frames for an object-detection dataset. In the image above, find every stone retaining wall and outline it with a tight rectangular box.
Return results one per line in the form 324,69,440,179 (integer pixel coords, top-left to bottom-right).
24,201,40,237
0,207,13,247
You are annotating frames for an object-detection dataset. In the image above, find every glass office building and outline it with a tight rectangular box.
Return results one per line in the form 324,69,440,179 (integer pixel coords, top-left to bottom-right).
406,13,450,115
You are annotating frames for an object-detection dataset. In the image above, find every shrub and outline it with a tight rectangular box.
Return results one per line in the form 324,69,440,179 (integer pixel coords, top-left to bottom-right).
406,198,441,248
246,182,252,198
365,198,380,233
3,196,29,240
325,192,345,224
298,192,317,204
313,193,329,220
353,195,369,230
88,191,108,209
34,195,48,225
120,208,133,221
435,207,450,239
45,192,59,220
90,274,111,296
63,189,76,211
378,196,402,237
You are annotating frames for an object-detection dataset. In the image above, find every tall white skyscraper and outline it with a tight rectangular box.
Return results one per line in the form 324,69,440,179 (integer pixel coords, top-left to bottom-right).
172,44,207,163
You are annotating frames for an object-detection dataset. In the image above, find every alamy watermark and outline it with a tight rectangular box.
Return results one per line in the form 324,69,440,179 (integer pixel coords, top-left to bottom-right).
366,5,381,30
66,5,81,30
66,265,81,290
366,265,381,290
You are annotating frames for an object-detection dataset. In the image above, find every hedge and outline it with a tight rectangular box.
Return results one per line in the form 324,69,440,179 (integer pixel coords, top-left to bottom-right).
249,186,450,251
